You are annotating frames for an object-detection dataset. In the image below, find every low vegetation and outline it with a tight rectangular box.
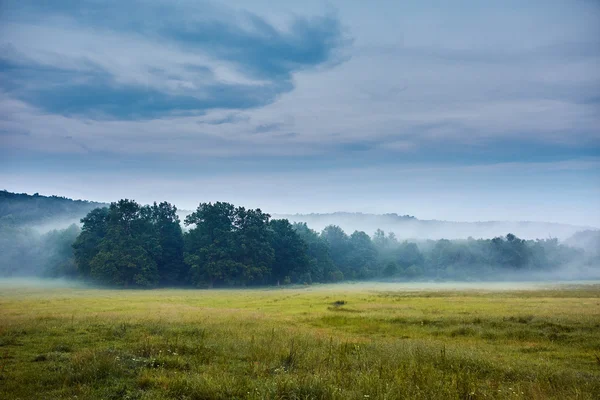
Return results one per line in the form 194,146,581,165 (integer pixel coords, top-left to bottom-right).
1,282,599,399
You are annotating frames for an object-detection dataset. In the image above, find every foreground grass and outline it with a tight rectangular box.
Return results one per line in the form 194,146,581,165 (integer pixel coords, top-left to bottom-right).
0,282,599,399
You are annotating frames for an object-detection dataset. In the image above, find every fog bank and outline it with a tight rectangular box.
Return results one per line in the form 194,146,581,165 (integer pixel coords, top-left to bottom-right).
273,213,594,240
1,278,598,293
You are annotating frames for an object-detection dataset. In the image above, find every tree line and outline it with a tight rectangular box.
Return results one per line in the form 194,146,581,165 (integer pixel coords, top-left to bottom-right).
65,199,595,287
1,197,597,286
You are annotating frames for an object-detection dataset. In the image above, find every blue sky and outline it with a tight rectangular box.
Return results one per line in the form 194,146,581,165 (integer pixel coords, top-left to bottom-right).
1,0,599,226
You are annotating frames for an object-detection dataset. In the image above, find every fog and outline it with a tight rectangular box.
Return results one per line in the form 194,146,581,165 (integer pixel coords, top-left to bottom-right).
0,277,88,290
1,214,599,283
1,278,598,294
31,218,83,232
0,222,80,278
273,213,594,241
394,263,600,283
307,280,600,293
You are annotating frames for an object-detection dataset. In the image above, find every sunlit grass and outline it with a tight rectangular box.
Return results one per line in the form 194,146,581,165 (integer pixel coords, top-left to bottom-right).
1,282,599,399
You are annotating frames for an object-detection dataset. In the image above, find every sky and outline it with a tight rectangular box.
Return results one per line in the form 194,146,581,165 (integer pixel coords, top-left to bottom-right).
1,0,599,226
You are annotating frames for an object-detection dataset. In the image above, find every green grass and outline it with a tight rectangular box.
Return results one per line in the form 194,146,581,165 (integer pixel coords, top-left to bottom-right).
1,282,599,399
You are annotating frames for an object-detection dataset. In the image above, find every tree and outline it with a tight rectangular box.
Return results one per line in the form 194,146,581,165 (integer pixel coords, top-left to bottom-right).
382,261,398,277
373,229,399,274
397,241,424,265
233,207,274,284
347,230,378,279
89,231,158,287
490,234,531,269
148,202,185,285
74,200,160,287
387,232,398,245
269,219,309,284
73,207,109,278
43,224,81,278
293,222,336,282
373,229,388,249
321,225,350,274
184,203,283,286
184,202,238,287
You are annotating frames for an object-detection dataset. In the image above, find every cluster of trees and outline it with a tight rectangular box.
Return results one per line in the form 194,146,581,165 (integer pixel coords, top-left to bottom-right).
1,192,597,286
73,200,185,287
65,199,596,288
372,230,589,280
72,200,314,287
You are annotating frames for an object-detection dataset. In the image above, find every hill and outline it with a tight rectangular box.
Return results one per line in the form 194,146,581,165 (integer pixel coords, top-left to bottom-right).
0,190,105,228
272,212,595,240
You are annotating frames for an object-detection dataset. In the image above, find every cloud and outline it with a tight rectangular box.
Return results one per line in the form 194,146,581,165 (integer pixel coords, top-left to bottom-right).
0,0,598,228
254,122,285,134
163,12,349,79
1,57,292,119
0,1,349,119
0,0,598,164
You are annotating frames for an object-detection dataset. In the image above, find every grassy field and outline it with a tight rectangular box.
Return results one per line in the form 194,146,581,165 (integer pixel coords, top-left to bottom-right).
1,281,599,399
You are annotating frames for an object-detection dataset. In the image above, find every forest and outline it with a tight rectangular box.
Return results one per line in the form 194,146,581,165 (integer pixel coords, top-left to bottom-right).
1,192,598,287
0,190,103,226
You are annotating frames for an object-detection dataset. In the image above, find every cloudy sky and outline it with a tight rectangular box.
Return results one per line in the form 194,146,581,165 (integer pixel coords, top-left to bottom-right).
1,0,599,225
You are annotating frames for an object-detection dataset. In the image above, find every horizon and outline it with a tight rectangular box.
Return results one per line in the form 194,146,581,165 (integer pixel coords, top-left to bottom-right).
3,188,599,229
1,1,599,226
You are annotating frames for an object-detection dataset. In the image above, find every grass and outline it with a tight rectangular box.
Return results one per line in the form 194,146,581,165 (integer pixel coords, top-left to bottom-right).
0,281,599,399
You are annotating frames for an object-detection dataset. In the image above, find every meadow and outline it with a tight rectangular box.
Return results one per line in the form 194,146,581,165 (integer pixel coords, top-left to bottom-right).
1,281,599,399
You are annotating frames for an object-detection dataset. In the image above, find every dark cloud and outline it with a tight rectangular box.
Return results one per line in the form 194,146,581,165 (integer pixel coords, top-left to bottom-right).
254,123,285,134
1,65,292,119
0,1,349,119
165,13,349,79
197,114,250,125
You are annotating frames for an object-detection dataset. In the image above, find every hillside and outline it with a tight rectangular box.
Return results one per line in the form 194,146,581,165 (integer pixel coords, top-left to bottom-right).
0,190,105,228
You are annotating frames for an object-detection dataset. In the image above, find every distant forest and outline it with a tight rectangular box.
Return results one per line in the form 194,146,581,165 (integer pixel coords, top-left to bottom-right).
0,191,599,287
0,190,104,226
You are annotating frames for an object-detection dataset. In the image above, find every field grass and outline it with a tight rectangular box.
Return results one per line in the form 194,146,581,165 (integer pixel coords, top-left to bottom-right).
1,281,599,399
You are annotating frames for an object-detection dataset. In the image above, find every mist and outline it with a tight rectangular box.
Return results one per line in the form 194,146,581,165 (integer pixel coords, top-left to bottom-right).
29,217,85,234
301,280,600,293
376,263,600,283
1,277,599,295
272,213,595,241
0,223,80,278
0,277,89,290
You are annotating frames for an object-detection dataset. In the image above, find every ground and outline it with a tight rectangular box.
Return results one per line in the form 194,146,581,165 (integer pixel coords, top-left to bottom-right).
0,281,599,399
